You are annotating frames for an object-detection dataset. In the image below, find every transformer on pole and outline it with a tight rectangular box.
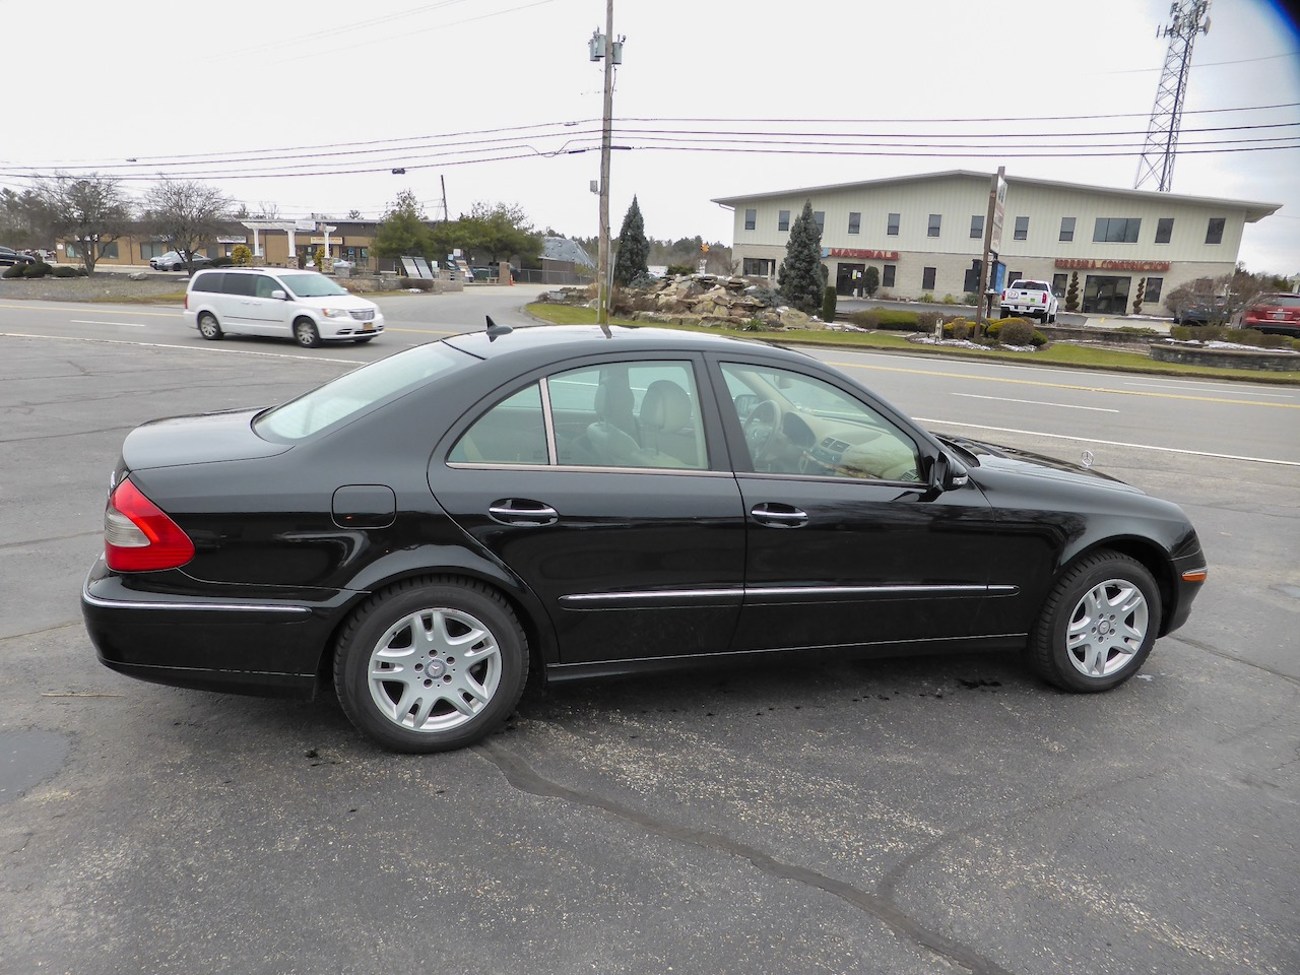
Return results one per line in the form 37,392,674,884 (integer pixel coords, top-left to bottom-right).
1134,0,1212,192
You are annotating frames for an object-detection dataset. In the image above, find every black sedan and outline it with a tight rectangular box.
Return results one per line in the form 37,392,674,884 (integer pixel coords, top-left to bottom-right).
0,245,37,267
82,324,1207,752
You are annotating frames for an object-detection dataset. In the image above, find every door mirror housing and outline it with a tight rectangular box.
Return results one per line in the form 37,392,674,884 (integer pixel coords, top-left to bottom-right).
928,451,969,491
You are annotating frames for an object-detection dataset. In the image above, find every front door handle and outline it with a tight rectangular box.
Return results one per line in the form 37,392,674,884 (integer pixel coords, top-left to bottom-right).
749,503,808,528
488,498,559,527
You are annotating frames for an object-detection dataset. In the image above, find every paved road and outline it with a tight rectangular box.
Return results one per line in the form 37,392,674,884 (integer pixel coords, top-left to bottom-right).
0,292,1296,975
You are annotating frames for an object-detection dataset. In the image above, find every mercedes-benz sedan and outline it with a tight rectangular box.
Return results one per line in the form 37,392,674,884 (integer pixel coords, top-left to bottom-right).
82,324,1207,752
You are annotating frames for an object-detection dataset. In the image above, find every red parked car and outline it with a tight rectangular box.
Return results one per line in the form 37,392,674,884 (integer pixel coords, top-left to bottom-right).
1241,293,1300,337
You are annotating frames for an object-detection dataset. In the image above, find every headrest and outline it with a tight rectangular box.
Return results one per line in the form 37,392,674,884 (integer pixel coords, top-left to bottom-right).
640,380,692,432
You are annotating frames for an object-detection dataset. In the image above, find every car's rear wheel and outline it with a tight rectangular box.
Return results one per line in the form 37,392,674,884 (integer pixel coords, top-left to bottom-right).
294,319,321,348
999,306,1010,317
1027,551,1161,692
333,578,528,752
197,312,223,341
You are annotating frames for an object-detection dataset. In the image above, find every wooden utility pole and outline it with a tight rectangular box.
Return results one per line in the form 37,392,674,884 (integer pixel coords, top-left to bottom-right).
596,0,615,328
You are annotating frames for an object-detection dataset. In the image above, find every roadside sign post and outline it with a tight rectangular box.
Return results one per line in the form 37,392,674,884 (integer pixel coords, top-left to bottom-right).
977,166,1007,337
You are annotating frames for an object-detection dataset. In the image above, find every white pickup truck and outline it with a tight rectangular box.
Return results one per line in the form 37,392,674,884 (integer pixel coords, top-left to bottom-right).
999,279,1059,322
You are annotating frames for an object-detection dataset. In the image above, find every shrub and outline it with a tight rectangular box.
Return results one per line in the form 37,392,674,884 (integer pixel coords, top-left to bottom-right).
963,292,979,306
51,265,85,277
920,292,934,303
665,264,693,277
847,309,920,331
821,285,837,322
946,318,971,340
942,293,958,305
21,261,53,278
1,264,22,279
916,311,941,333
998,318,1037,346
231,244,253,266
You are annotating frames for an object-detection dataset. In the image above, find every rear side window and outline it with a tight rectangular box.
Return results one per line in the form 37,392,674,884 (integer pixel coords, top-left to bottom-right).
223,274,258,297
190,272,224,293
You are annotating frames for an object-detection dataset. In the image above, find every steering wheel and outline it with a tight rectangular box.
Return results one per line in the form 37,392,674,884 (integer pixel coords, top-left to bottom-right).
742,399,784,467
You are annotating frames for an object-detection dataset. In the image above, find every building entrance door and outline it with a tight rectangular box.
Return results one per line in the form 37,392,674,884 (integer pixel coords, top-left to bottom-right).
1083,275,1132,314
836,262,866,296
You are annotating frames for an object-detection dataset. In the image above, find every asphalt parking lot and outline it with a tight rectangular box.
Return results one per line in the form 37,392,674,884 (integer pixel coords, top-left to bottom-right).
1,330,1296,975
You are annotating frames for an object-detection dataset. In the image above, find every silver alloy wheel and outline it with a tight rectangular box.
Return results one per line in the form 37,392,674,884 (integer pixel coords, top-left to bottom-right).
367,607,502,734
294,320,320,347
1064,577,1149,678
198,312,221,340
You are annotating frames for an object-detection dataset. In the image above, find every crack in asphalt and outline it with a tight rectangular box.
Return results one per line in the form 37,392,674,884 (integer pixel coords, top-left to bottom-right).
1170,633,1300,687
478,739,1014,975
0,530,100,550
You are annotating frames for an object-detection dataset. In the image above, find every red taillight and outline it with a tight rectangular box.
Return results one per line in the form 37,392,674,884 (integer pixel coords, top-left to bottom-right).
104,478,195,572
1041,291,1049,303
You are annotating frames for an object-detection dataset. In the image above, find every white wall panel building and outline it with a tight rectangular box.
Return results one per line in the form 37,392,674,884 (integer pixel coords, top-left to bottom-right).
713,171,1280,314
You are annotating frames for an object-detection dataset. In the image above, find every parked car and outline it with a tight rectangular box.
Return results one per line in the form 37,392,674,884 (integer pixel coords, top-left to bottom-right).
0,246,36,267
184,266,384,347
150,251,213,272
1241,292,1300,337
81,324,1207,753
1171,297,1230,325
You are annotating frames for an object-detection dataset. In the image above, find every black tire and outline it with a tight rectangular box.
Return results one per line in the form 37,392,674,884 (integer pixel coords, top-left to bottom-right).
999,306,1010,318
197,312,223,341
294,319,322,348
1027,551,1161,693
353,335,374,344
333,578,529,752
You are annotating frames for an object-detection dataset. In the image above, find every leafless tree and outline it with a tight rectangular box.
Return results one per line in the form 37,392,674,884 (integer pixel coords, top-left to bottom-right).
35,173,132,274
142,178,234,272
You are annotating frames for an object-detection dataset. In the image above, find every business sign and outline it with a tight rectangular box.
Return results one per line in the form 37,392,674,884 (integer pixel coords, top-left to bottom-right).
986,170,1008,253
1055,258,1171,272
824,248,900,260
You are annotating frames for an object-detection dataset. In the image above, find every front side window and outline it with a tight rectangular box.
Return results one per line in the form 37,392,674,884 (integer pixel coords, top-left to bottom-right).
1206,217,1225,244
744,208,757,231
720,362,920,481
1060,216,1076,242
927,214,942,238
970,214,984,239
778,210,790,232
848,212,861,235
1155,217,1174,244
887,213,900,236
1093,217,1141,243
1013,216,1029,241
279,272,349,297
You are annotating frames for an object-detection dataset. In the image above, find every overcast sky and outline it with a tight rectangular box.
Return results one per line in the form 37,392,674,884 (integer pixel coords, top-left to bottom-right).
2,0,1297,273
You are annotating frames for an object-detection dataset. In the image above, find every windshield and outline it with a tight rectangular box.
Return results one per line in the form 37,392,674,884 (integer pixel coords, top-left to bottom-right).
254,343,476,441
278,273,350,298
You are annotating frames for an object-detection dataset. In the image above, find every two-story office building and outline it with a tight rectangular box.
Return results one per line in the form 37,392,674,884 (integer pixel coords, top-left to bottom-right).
713,170,1281,313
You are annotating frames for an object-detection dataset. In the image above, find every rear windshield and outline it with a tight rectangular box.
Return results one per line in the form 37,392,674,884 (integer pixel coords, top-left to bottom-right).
253,343,476,441
1261,294,1300,308
278,273,350,298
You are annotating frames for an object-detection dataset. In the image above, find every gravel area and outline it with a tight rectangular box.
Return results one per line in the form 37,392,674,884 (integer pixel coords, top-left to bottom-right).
0,272,188,303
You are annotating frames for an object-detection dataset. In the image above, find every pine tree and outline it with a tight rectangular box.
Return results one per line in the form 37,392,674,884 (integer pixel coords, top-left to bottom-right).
777,200,827,314
613,196,649,286
1065,271,1080,312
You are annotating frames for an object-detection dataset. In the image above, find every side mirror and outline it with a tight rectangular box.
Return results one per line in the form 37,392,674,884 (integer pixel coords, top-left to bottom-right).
271,289,287,300
929,452,968,491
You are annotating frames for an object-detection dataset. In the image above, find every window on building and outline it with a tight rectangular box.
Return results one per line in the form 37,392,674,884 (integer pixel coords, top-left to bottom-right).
1206,217,1225,245
744,208,756,231
1144,276,1164,303
1014,216,1029,241
1060,216,1076,242
970,215,984,239
141,242,167,260
882,264,896,288
813,211,825,232
1009,270,1023,284
742,257,776,277
1093,217,1142,243
848,212,861,235
1052,273,1069,296
921,267,937,290
887,213,900,236
927,214,941,238
778,210,790,232
1155,218,1174,244
65,241,119,259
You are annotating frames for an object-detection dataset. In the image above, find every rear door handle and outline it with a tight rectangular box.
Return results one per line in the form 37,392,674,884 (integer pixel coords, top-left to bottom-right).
488,498,559,527
749,503,808,528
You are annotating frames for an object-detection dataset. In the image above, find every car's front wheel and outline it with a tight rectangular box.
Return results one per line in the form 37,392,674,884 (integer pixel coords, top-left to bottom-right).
197,312,223,341
1027,551,1161,692
333,578,529,752
294,319,321,348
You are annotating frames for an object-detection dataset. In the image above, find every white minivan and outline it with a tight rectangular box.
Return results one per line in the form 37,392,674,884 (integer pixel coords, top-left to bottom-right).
184,267,385,347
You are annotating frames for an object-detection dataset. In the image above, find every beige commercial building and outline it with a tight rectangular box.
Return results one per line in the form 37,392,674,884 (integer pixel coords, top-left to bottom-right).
714,170,1281,314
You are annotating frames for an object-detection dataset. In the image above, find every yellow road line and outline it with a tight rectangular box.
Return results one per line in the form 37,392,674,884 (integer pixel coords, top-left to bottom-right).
826,359,1300,410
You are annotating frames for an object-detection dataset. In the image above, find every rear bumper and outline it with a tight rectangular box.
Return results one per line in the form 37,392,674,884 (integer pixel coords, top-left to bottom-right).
81,558,340,698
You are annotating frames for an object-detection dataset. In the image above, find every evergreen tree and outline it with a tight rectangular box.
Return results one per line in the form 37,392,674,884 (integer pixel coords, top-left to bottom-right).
1065,271,1081,312
372,189,434,260
862,265,880,297
613,196,649,286
777,200,826,314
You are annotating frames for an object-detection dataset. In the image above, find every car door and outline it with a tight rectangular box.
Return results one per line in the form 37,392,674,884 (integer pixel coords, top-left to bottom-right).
241,273,292,336
428,355,747,666
711,358,1000,654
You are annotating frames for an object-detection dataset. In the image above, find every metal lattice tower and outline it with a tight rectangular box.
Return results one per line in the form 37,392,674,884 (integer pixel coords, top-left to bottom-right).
1135,0,1212,192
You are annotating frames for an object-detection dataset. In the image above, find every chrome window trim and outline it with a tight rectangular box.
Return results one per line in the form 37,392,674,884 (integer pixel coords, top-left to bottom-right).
446,461,730,477
560,583,1017,606
538,376,558,465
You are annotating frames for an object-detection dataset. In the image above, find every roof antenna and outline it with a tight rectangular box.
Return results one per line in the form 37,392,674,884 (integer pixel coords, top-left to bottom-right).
485,315,513,341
